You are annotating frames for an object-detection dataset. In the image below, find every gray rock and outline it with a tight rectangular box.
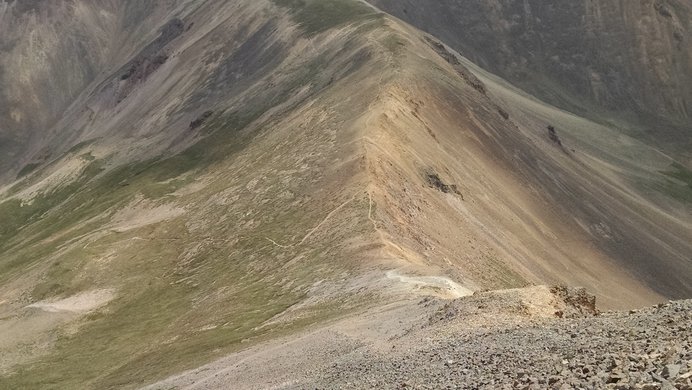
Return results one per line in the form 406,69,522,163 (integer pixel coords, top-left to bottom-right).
662,364,681,379
639,384,661,390
660,379,676,390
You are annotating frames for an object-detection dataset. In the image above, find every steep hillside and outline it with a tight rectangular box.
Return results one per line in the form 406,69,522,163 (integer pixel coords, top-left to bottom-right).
354,20,691,306
0,0,187,181
0,0,690,388
368,0,692,158
0,0,389,387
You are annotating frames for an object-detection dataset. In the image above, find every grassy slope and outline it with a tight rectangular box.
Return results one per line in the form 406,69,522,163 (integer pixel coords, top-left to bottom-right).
659,163,692,203
273,0,378,35
0,106,368,389
0,1,385,388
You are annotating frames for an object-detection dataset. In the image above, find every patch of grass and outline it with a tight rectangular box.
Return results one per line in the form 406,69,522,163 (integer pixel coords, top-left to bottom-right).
0,161,104,247
66,139,96,155
0,110,361,389
16,162,41,179
0,199,356,389
30,259,74,300
80,152,96,162
662,162,692,186
0,108,259,244
0,40,338,283
0,30,376,388
98,286,301,388
2,283,361,390
480,254,527,289
381,33,407,55
7,140,99,195
272,0,378,35
659,162,692,202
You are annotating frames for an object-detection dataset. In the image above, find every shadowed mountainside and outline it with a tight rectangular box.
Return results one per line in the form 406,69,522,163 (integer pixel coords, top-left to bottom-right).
0,0,188,180
368,0,692,158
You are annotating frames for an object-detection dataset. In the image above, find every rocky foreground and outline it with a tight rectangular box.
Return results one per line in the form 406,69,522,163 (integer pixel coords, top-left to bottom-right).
308,288,691,390
145,285,690,390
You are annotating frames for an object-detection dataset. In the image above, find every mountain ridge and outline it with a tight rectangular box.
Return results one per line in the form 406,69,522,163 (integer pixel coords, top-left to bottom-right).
0,0,690,388
368,0,692,160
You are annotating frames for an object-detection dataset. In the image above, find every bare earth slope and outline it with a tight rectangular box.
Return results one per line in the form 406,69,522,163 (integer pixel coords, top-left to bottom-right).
355,19,692,305
0,0,690,388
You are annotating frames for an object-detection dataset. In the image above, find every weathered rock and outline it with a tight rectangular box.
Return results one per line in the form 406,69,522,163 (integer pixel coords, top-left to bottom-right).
305,298,692,389
662,364,681,379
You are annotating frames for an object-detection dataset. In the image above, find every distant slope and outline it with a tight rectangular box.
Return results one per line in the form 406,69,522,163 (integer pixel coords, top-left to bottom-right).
367,0,692,158
0,0,186,181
